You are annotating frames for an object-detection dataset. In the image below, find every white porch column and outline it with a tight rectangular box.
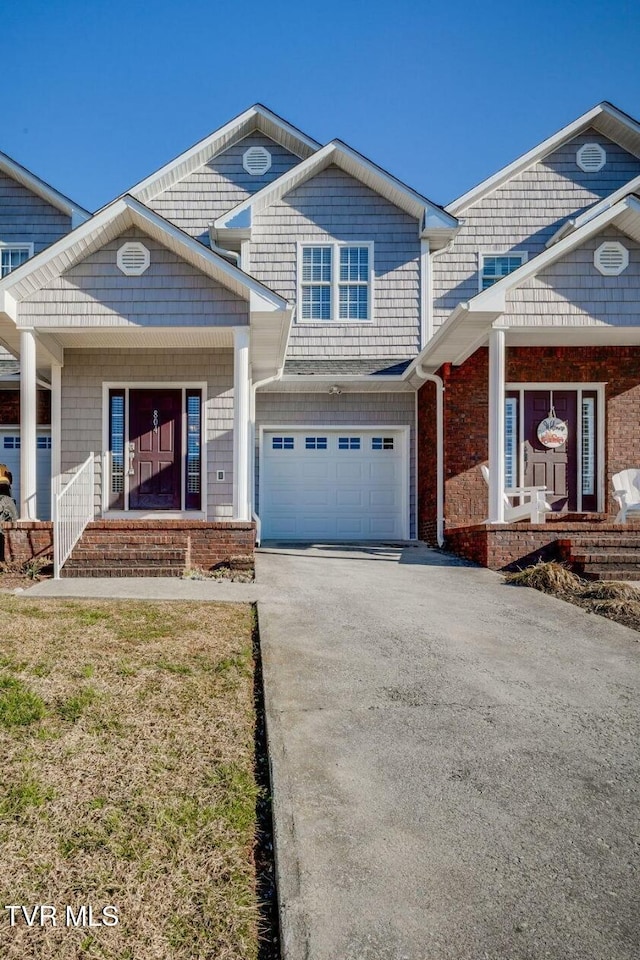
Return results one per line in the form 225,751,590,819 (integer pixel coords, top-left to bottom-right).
50,362,62,505
488,326,506,524
233,327,251,521
20,328,38,520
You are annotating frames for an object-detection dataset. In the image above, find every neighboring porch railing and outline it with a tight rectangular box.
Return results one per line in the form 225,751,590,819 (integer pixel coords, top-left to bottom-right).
53,453,95,579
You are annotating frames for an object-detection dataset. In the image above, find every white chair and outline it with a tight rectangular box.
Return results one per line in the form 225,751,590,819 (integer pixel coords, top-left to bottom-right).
481,464,552,523
612,469,640,523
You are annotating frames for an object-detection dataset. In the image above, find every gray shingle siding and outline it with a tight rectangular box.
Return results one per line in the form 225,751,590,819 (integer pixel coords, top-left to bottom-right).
255,391,416,536
20,228,249,327
250,165,421,360
433,130,640,328
148,132,302,243
506,226,640,326
0,170,71,253
61,348,234,519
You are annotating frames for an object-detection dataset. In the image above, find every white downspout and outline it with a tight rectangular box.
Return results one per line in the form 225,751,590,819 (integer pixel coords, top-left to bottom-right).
415,362,444,548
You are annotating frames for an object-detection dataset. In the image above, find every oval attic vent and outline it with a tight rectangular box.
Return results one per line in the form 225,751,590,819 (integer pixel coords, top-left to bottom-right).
242,146,272,176
576,142,606,173
116,241,150,276
594,240,629,276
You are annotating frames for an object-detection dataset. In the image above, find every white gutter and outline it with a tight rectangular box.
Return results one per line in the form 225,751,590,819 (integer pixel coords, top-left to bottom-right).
414,362,444,548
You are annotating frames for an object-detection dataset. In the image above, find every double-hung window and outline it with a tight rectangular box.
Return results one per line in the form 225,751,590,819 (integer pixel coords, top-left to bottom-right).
0,244,33,278
299,242,373,321
480,252,526,291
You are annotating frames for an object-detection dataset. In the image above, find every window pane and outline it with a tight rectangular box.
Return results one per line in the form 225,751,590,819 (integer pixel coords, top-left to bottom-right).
186,393,201,495
302,246,331,283
482,254,524,289
302,285,331,320
504,397,517,488
339,285,368,320
110,393,125,495
339,246,368,282
0,247,30,278
581,397,595,496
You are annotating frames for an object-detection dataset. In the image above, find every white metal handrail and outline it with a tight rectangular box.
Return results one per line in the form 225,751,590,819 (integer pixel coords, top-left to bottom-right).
53,453,95,579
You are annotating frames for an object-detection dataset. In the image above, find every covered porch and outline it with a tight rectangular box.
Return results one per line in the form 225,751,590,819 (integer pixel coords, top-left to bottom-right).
0,196,292,576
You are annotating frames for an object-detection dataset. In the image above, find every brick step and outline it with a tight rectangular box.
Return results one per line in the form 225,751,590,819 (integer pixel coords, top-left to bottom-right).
569,538,640,549
579,569,640,581
572,551,640,564
66,548,185,563
61,565,184,579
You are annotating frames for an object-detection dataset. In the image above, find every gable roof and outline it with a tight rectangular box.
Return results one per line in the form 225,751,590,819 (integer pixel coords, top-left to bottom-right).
0,149,90,225
405,192,640,375
128,104,321,205
0,194,288,313
546,173,640,246
447,101,640,215
0,195,292,379
213,140,458,245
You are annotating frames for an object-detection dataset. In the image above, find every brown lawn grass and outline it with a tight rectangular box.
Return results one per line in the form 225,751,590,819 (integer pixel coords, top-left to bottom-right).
0,597,261,960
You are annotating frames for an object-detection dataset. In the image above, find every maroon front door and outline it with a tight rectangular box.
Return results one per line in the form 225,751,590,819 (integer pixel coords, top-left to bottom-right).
523,390,577,512
129,390,182,510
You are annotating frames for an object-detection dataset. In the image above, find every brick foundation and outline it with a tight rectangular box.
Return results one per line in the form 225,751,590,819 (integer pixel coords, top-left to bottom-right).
1,520,255,575
2,522,54,563
418,345,640,564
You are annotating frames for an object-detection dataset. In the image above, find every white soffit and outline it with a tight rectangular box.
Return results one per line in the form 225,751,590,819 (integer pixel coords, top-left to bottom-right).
447,101,640,215
128,105,321,204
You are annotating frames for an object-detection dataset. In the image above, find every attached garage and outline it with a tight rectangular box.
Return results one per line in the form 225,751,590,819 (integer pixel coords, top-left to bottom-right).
260,427,409,540
0,431,52,520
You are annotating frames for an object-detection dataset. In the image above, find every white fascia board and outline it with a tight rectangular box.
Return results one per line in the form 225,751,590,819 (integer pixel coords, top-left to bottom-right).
0,150,90,220
447,102,620,215
215,140,458,232
129,105,321,204
546,176,640,247
470,196,639,313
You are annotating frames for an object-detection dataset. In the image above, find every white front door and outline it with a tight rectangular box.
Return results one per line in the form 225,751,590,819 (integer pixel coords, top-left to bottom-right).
261,428,408,540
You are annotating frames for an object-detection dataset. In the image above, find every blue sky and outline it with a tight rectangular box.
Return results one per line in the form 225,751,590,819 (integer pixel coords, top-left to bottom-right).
3,0,639,212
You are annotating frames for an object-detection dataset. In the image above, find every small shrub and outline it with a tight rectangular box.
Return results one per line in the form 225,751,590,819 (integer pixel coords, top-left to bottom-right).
504,561,582,596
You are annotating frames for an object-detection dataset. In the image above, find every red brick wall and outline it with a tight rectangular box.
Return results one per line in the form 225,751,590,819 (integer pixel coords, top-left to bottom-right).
0,390,51,425
2,522,54,563
418,345,640,542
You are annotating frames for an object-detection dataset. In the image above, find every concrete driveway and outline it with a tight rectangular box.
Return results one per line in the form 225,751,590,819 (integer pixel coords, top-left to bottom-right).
256,543,640,960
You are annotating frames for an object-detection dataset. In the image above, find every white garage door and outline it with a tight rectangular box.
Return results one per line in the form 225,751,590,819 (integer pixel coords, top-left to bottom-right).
261,429,407,540
0,432,52,520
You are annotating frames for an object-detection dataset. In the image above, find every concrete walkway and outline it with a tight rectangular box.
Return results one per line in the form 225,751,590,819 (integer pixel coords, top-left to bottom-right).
22,544,640,959
256,544,640,960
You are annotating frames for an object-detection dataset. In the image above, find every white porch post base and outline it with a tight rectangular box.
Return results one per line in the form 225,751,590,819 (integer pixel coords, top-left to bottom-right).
233,327,251,521
488,327,506,524
20,328,38,520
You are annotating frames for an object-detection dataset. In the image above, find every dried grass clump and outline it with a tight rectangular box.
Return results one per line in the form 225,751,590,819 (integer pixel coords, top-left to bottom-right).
578,580,638,601
589,598,640,619
504,561,582,596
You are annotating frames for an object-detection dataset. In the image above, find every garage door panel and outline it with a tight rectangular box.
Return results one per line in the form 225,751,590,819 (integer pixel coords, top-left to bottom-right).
262,429,406,540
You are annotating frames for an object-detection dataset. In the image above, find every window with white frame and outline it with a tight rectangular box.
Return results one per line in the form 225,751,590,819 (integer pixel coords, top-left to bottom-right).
0,245,32,278
480,252,526,290
299,243,373,321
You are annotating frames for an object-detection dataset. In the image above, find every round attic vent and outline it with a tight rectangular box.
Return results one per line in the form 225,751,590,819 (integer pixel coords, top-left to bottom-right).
594,240,629,276
117,241,150,276
242,146,272,176
576,142,606,173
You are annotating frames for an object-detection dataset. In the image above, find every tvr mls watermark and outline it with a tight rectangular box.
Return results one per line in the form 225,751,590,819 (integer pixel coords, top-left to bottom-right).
4,905,119,927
